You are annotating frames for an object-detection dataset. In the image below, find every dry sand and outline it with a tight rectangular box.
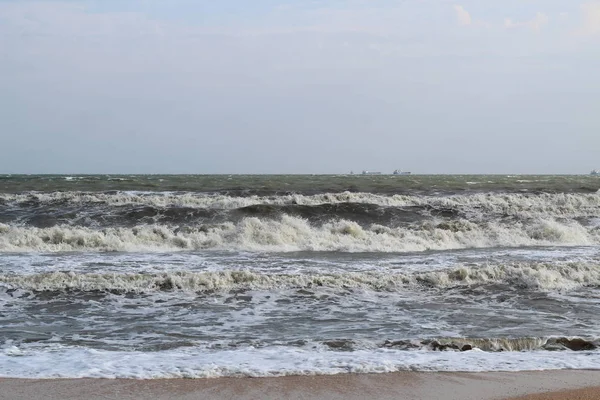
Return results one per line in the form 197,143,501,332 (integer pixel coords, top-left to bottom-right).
1,371,599,400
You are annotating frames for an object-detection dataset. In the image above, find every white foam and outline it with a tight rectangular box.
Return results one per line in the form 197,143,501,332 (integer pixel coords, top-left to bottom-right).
0,345,598,378
1,262,598,292
2,191,600,218
0,214,598,253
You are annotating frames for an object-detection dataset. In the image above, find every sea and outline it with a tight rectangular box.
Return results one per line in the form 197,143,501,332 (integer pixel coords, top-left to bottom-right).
1,174,599,378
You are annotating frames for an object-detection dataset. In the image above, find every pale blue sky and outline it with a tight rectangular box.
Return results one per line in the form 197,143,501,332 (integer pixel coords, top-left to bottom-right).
1,0,599,174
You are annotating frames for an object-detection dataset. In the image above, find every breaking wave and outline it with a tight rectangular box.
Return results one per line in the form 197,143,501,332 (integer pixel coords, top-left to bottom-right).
2,344,600,379
358,337,599,352
2,262,598,292
2,191,600,217
0,214,598,252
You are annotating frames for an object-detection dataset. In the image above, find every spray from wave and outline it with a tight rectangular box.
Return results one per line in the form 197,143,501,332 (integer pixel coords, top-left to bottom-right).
1,262,598,292
0,213,597,252
3,191,600,217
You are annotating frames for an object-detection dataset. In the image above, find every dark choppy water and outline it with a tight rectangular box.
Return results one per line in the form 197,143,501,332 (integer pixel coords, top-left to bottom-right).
2,174,600,194
1,175,599,378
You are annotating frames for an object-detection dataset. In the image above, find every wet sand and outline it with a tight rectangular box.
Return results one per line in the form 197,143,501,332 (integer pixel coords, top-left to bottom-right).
1,370,599,400
509,386,600,400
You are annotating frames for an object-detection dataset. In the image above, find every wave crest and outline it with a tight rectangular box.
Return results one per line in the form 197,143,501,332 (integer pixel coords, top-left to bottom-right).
381,337,599,352
2,263,598,292
0,213,597,252
3,191,600,217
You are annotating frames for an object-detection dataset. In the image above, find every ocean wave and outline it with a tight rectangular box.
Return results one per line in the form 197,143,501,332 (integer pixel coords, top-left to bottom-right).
2,202,430,229
0,214,597,252
3,191,600,231
1,262,598,292
2,191,600,217
1,343,599,378
336,337,599,352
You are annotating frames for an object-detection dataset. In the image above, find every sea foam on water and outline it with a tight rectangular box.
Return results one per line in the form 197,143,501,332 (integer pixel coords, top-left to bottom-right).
1,176,599,379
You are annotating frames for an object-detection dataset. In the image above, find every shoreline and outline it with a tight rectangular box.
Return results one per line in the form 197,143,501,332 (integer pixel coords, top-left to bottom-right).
1,371,600,400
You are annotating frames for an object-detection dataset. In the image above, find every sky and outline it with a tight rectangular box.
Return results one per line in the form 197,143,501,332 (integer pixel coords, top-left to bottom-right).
1,0,599,174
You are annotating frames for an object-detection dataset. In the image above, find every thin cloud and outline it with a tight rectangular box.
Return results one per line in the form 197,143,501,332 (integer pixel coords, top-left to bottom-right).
504,12,549,32
453,5,472,26
576,2,600,35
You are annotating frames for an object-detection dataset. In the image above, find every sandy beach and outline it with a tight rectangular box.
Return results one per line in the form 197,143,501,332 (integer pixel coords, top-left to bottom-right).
510,387,600,400
1,371,599,400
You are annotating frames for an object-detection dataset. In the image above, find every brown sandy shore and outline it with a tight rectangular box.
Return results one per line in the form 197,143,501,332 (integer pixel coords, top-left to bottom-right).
0,371,599,400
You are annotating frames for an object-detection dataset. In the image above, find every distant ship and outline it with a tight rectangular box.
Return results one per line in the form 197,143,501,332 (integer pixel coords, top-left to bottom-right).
351,170,412,175
591,170,599,176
